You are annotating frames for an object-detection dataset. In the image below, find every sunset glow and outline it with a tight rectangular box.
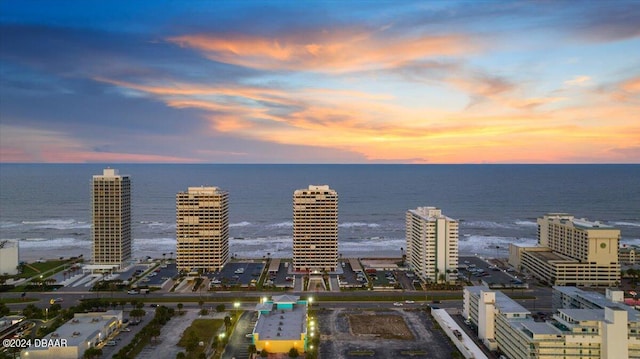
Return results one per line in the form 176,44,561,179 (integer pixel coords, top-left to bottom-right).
1,1,639,163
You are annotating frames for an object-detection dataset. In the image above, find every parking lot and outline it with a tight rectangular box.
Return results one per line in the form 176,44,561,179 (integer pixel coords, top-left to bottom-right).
139,263,178,287
209,261,264,288
338,261,365,288
459,256,527,289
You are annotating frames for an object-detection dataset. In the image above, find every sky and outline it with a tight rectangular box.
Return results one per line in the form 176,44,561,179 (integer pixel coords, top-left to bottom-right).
0,1,639,164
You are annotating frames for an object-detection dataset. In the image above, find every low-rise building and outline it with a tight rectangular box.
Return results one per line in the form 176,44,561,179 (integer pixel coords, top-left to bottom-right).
620,245,640,265
251,295,308,354
21,311,123,359
463,286,640,359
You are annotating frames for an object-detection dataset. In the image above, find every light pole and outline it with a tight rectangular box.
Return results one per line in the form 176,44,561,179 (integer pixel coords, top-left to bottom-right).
233,301,240,319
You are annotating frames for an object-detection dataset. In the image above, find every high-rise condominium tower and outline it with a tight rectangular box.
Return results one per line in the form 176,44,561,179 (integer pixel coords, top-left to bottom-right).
176,186,229,272
293,185,338,272
406,207,458,284
92,168,131,268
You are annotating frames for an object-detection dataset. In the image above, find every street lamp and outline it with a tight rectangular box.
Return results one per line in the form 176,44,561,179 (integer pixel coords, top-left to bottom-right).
233,301,240,319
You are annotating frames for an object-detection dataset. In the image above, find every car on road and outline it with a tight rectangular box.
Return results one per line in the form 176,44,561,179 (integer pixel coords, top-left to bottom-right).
105,341,117,346
393,302,404,306
121,327,131,332
245,333,253,338
149,304,158,308
53,297,63,303
404,300,415,304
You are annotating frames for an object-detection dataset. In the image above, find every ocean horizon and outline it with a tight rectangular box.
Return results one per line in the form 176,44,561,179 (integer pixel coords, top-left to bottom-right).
1,164,639,262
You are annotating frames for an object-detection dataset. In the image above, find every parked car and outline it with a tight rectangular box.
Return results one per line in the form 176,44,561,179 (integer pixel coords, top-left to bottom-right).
393,302,404,306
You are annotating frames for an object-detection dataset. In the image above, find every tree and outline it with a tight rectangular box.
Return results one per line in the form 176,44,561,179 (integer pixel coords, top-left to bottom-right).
130,308,146,322
83,347,103,359
289,347,300,358
0,303,10,316
260,349,269,358
248,344,257,357
198,300,204,309
120,300,127,311
176,352,186,359
215,304,225,312
149,326,161,342
224,315,232,330
177,303,183,314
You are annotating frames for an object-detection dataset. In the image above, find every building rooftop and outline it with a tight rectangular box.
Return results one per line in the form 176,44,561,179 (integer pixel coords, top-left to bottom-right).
572,218,614,230
408,206,456,222
528,250,575,262
28,311,121,349
0,240,18,249
466,286,530,314
554,286,640,322
520,321,562,336
558,308,604,322
254,302,307,341
272,295,300,304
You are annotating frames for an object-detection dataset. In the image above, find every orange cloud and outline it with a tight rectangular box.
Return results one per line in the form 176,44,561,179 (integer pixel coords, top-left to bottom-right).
94,73,640,163
167,29,474,72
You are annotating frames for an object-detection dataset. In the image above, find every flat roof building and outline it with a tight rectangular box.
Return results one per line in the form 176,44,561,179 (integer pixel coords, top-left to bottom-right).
292,185,338,272
464,286,640,359
251,295,308,354
92,168,131,269
406,207,458,284
509,213,620,287
21,311,122,359
176,186,229,272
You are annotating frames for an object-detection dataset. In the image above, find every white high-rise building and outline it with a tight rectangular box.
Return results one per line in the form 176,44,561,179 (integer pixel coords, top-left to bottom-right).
91,168,131,269
176,186,229,272
406,207,458,283
293,185,338,272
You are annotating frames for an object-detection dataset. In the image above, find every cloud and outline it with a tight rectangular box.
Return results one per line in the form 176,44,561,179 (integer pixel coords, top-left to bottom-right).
0,124,198,163
167,28,475,73
564,75,591,87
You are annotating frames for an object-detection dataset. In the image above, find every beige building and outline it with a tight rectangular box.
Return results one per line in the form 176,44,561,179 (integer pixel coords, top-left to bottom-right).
0,240,19,275
619,245,639,265
406,207,458,284
293,185,338,272
21,310,123,359
463,285,640,359
509,213,620,287
176,186,229,272
91,168,131,269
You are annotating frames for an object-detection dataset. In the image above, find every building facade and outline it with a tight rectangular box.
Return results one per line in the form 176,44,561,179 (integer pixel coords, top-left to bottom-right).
0,240,19,275
176,186,229,272
463,286,640,359
509,213,620,287
91,168,131,269
292,185,338,272
406,207,458,283
21,311,123,359
251,295,308,354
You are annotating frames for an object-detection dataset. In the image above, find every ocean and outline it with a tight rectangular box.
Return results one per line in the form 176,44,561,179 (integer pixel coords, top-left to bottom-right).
1,164,639,262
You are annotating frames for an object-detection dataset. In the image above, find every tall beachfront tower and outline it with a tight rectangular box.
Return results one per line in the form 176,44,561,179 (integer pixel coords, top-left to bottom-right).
92,168,131,269
176,186,229,272
293,185,338,272
406,207,458,284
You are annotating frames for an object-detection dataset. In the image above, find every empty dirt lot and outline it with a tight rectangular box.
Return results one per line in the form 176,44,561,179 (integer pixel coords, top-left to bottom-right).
319,308,455,359
349,313,414,340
